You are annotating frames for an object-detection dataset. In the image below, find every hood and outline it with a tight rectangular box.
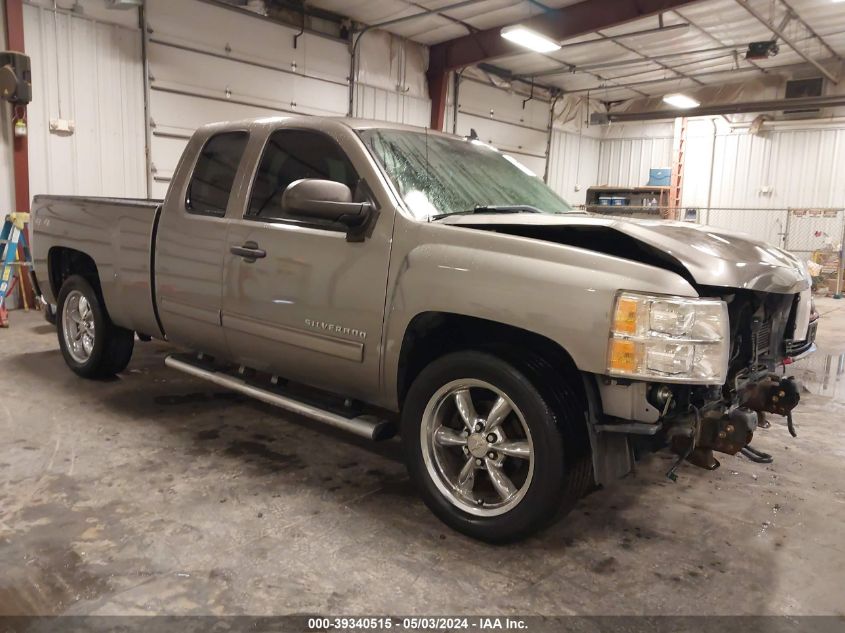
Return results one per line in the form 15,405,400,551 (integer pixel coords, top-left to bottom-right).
438,213,810,294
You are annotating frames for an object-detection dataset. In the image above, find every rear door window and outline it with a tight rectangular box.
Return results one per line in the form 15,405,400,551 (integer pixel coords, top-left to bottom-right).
186,131,249,217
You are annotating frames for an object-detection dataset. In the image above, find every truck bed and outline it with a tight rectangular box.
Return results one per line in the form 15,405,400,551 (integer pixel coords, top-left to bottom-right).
31,195,164,339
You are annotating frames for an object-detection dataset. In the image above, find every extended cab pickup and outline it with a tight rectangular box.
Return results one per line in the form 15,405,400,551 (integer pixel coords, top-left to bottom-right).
32,117,818,542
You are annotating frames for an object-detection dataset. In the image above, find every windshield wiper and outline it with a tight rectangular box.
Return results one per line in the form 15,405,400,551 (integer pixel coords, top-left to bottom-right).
430,205,543,221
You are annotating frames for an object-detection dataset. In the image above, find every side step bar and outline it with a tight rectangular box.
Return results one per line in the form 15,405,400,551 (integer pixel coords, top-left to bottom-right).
165,355,393,441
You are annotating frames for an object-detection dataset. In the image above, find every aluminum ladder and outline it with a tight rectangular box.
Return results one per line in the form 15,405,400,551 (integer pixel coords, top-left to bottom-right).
0,212,32,328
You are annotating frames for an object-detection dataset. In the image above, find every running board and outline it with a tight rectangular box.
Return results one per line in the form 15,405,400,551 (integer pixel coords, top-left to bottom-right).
164,355,393,441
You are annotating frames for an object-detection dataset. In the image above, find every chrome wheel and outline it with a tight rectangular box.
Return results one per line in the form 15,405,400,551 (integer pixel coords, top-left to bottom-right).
420,379,534,517
62,290,95,364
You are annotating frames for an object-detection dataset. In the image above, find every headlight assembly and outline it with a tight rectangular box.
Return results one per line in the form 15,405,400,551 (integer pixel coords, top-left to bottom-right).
607,292,730,384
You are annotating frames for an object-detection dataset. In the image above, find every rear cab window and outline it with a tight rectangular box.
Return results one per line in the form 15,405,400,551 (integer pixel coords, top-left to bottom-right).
186,131,249,217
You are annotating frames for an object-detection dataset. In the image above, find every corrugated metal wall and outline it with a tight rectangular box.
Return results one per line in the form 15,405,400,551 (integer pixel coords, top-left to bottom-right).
546,129,600,206
707,127,845,208
352,84,430,128
596,135,674,188
23,1,146,198
19,0,430,200
592,121,845,210
13,0,845,226
686,124,845,247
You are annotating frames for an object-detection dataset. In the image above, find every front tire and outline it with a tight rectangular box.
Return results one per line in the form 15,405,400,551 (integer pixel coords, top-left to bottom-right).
57,275,134,379
401,350,591,543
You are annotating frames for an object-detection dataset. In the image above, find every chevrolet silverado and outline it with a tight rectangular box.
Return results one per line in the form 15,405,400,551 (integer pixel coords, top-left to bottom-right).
31,116,817,542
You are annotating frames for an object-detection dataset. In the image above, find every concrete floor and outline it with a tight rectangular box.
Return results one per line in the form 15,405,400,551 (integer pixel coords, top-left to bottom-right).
1,299,844,616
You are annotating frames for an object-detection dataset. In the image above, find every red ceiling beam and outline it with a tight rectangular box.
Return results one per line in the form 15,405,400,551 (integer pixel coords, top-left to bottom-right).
427,0,702,128
429,0,704,73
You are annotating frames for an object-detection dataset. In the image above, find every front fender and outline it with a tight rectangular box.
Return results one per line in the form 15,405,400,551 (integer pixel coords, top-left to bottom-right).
381,221,698,410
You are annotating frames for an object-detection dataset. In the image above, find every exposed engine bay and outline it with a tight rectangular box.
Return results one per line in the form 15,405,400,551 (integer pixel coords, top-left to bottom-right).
647,287,818,479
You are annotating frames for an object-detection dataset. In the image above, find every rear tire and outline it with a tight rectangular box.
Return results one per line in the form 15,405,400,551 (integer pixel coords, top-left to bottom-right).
401,350,591,543
57,275,134,379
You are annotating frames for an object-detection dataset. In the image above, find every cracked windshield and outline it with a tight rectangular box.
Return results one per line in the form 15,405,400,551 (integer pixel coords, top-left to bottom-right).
359,129,573,220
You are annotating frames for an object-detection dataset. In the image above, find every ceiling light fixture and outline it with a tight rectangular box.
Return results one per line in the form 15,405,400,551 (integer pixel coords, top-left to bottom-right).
663,93,700,109
501,25,561,53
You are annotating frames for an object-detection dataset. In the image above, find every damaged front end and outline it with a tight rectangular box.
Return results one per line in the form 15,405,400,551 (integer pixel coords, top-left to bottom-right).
661,288,816,478
596,286,818,483
440,212,818,481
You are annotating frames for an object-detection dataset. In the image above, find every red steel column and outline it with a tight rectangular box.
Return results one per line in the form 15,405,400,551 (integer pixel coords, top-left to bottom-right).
4,0,34,305
427,69,449,131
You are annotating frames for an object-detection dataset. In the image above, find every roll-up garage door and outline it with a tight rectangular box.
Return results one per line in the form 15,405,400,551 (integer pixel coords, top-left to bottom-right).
145,0,350,198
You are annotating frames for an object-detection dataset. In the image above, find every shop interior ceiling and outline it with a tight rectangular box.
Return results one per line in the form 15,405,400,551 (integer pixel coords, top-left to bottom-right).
262,0,844,103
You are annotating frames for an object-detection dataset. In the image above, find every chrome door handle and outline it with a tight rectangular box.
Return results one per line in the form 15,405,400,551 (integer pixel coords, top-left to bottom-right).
230,241,266,261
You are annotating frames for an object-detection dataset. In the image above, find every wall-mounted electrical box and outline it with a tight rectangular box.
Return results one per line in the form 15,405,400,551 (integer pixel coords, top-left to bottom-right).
50,118,76,135
0,51,32,104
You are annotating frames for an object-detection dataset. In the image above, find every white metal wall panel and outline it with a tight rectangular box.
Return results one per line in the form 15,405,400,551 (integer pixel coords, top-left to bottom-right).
694,128,845,210
708,132,772,209
352,84,430,128
23,4,146,198
546,129,600,206
145,0,352,192
681,127,717,208
596,136,673,188
767,129,845,209
146,0,349,84
453,80,550,174
148,41,348,120
148,89,294,199
145,0,430,193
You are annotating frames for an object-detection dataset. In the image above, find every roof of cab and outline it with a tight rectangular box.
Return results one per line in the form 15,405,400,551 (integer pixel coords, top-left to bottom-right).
196,115,460,139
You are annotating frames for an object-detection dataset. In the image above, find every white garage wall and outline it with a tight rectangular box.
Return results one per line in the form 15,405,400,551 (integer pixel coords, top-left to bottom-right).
440,80,603,205
687,124,845,209
146,0,431,198
447,78,551,178
596,122,674,189
352,29,430,127
0,6,15,213
146,0,349,197
23,1,146,198
20,0,430,200
546,129,600,206
592,117,845,211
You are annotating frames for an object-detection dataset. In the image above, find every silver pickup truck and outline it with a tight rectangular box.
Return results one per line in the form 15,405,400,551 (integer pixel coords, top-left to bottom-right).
31,116,817,542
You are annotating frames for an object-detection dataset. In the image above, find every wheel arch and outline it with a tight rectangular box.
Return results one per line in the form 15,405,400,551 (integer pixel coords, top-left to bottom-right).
48,247,103,301
396,311,587,409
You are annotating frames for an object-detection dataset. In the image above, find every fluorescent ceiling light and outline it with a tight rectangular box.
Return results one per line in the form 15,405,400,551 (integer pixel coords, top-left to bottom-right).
663,93,700,109
501,25,561,53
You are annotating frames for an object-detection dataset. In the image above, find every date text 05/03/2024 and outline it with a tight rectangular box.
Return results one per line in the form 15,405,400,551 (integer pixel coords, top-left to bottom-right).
306,617,528,630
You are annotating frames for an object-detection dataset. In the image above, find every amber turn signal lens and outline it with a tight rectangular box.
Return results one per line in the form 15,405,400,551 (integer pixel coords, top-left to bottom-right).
608,339,638,373
613,297,639,334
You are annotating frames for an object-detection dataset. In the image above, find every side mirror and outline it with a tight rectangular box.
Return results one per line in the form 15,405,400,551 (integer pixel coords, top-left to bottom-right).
281,179,372,227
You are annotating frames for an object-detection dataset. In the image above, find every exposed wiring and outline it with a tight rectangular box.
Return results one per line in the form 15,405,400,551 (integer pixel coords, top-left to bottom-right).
740,445,773,463
53,0,63,119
